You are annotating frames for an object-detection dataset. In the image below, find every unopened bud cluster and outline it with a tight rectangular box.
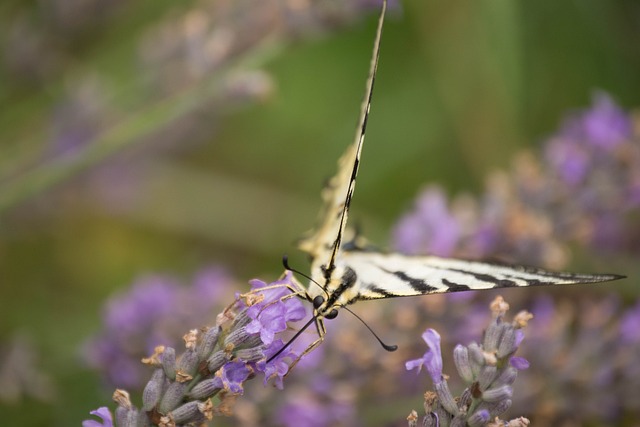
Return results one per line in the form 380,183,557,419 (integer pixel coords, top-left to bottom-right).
88,273,306,427
406,296,532,427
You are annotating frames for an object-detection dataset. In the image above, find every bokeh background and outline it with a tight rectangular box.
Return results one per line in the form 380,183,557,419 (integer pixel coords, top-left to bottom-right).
1,0,640,425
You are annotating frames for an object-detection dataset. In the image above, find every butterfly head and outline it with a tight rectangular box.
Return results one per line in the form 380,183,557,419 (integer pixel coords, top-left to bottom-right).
306,261,360,320
312,295,338,319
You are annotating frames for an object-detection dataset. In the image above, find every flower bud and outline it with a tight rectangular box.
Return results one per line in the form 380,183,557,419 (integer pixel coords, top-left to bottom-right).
235,346,265,362
158,382,188,414
231,308,252,329
482,384,512,403
208,350,231,374
467,409,490,427
142,368,165,411
169,401,200,424
492,398,512,414
484,322,507,353
435,381,458,415
162,347,176,380
187,378,223,400
177,349,199,378
477,365,498,390
495,366,518,386
197,326,221,360
450,415,467,427
224,326,254,347
115,406,130,427
453,345,474,383
423,413,439,427
496,328,518,358
467,343,485,377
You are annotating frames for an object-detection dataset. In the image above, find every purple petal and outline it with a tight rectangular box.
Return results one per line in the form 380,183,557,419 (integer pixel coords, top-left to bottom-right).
405,329,443,384
392,187,461,256
582,92,632,149
82,407,113,427
220,361,251,394
260,339,298,390
284,298,307,322
620,302,640,344
509,356,530,370
514,329,525,347
405,357,426,373
545,137,590,185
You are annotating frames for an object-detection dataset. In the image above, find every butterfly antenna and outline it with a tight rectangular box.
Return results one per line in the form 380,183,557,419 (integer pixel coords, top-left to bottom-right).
267,315,317,363
282,255,329,298
343,306,397,352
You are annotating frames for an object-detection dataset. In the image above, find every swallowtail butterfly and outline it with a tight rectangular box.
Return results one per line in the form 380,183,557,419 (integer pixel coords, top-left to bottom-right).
278,0,623,358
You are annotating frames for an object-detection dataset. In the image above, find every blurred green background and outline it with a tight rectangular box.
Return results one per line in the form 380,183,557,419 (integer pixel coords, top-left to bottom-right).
1,0,639,425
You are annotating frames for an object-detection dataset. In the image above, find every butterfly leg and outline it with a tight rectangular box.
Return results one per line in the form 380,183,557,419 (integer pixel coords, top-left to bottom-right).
284,318,326,374
240,273,307,299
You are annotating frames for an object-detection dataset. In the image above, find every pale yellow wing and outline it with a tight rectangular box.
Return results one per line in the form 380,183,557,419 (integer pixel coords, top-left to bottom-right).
298,0,387,276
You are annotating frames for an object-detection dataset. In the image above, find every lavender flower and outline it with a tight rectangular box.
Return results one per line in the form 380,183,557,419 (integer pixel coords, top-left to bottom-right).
406,296,531,427
83,267,236,389
259,339,299,390
245,277,307,346
276,377,357,427
388,91,640,422
392,187,462,256
89,272,309,426
505,294,640,424
393,91,639,265
406,329,443,384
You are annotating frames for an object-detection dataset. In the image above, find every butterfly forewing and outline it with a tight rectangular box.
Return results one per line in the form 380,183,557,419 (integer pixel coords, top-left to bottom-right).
340,252,624,302
298,0,386,272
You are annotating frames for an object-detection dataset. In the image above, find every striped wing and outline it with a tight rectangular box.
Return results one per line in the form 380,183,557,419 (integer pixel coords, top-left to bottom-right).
298,0,386,269
341,251,624,301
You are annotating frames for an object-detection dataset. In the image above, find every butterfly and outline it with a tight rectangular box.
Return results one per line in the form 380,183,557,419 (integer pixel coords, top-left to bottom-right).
275,0,623,359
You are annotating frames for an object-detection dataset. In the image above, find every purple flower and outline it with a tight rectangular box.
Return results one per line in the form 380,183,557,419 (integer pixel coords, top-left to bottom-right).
545,136,591,185
393,90,639,265
248,272,296,302
83,267,235,389
509,356,530,370
405,329,443,384
246,302,289,345
277,395,328,427
620,302,640,344
217,361,252,394
393,187,461,256
258,339,300,390
581,92,632,149
276,375,356,427
82,407,113,427
245,274,307,346
277,393,354,427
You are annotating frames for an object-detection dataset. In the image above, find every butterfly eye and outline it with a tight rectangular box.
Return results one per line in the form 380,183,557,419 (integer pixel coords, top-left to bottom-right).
312,295,324,309
324,309,338,320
